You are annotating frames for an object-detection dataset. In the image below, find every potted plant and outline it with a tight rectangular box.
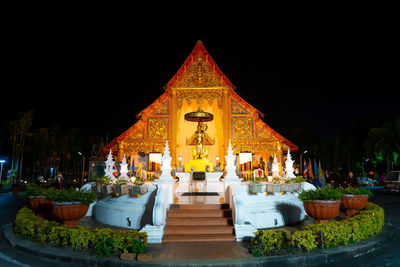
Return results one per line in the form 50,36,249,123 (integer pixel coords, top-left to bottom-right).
47,188,96,226
22,184,52,217
281,181,292,192
114,177,130,196
267,177,282,194
339,186,373,218
298,186,342,224
248,179,263,194
285,176,306,192
95,175,113,195
129,178,148,197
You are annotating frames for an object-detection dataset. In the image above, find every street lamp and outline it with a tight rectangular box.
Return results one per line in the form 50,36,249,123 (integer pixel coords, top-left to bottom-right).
299,150,308,175
78,152,85,187
0,159,6,181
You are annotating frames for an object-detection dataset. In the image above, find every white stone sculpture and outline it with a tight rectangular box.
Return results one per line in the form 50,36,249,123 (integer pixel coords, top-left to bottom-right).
158,140,173,181
272,153,280,178
223,140,242,204
155,140,175,204
119,154,129,179
104,149,116,182
225,140,240,180
285,148,296,179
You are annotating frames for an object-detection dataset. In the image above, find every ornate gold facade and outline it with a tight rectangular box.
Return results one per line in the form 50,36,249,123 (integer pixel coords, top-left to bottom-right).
104,41,297,173
174,54,224,89
232,117,254,140
147,117,168,140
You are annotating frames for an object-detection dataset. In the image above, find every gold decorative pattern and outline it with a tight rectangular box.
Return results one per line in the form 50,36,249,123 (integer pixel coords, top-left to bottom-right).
231,100,249,114
147,117,168,140
127,129,145,140
152,100,169,115
231,140,277,154
232,117,253,140
186,132,215,145
176,89,223,107
174,54,223,88
256,127,275,141
121,140,167,154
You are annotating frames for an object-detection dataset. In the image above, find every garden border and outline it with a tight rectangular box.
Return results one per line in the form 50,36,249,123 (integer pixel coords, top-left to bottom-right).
3,221,396,266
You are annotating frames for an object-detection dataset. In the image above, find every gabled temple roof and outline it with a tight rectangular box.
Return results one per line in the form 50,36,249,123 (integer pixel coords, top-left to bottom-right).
104,40,298,154
164,40,236,90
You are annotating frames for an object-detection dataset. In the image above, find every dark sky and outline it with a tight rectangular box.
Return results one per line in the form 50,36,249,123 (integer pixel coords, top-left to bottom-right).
3,13,400,142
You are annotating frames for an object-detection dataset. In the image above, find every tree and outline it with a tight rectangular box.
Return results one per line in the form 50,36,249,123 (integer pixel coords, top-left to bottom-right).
8,111,33,181
364,118,400,172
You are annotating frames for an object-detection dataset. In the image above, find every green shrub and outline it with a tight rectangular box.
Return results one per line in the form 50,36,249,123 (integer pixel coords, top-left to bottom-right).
14,206,147,257
298,186,342,203
339,186,373,198
115,178,129,185
290,229,318,251
285,176,306,184
45,188,96,205
94,175,112,186
252,229,291,255
251,202,384,256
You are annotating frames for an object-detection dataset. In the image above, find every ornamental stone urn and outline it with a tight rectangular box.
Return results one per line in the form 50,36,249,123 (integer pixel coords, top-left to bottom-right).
341,194,369,218
303,200,340,224
29,196,52,219
52,202,89,226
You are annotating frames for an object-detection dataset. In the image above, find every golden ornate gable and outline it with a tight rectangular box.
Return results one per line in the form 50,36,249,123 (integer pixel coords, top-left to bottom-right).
231,99,249,114
174,54,224,89
152,100,169,115
165,41,234,90
176,88,223,107
256,127,275,141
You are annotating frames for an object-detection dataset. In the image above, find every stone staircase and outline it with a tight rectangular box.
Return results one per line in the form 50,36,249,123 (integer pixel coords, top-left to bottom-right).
162,204,236,242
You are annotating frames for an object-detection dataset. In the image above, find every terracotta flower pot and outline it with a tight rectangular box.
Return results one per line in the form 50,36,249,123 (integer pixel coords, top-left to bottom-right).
303,200,340,224
52,202,89,226
12,186,20,196
29,196,45,213
341,194,369,218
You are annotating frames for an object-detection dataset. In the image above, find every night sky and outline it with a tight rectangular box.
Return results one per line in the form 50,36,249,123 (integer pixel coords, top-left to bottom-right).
3,20,400,142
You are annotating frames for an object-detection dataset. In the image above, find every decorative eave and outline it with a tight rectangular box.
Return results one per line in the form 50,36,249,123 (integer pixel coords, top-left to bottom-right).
255,117,298,152
104,92,170,154
103,119,145,152
137,91,170,119
164,40,236,90
230,89,265,119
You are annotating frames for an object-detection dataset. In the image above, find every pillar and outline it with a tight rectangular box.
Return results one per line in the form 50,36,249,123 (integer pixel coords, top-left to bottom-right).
222,88,230,163
170,89,178,168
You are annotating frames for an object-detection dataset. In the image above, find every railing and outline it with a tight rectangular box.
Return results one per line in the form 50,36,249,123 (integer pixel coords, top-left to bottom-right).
152,184,169,226
228,183,246,225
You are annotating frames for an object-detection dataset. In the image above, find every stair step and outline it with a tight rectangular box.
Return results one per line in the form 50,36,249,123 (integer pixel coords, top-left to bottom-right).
164,225,233,234
167,209,232,218
163,234,236,242
170,204,229,210
166,217,233,226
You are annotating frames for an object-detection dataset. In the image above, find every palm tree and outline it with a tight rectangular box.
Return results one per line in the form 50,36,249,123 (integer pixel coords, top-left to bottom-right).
364,118,400,171
8,111,33,181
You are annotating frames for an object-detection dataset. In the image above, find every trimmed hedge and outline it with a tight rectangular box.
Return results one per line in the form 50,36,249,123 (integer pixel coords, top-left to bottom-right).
252,202,384,256
14,206,147,257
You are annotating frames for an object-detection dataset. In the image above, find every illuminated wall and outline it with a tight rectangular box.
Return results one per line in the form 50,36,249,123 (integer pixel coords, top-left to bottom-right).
175,99,224,167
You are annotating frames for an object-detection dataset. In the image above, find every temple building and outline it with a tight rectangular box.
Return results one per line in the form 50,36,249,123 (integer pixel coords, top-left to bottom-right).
104,41,297,178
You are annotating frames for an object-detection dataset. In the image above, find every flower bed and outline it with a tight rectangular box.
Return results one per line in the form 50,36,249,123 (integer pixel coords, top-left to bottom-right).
251,202,384,256
14,206,147,258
